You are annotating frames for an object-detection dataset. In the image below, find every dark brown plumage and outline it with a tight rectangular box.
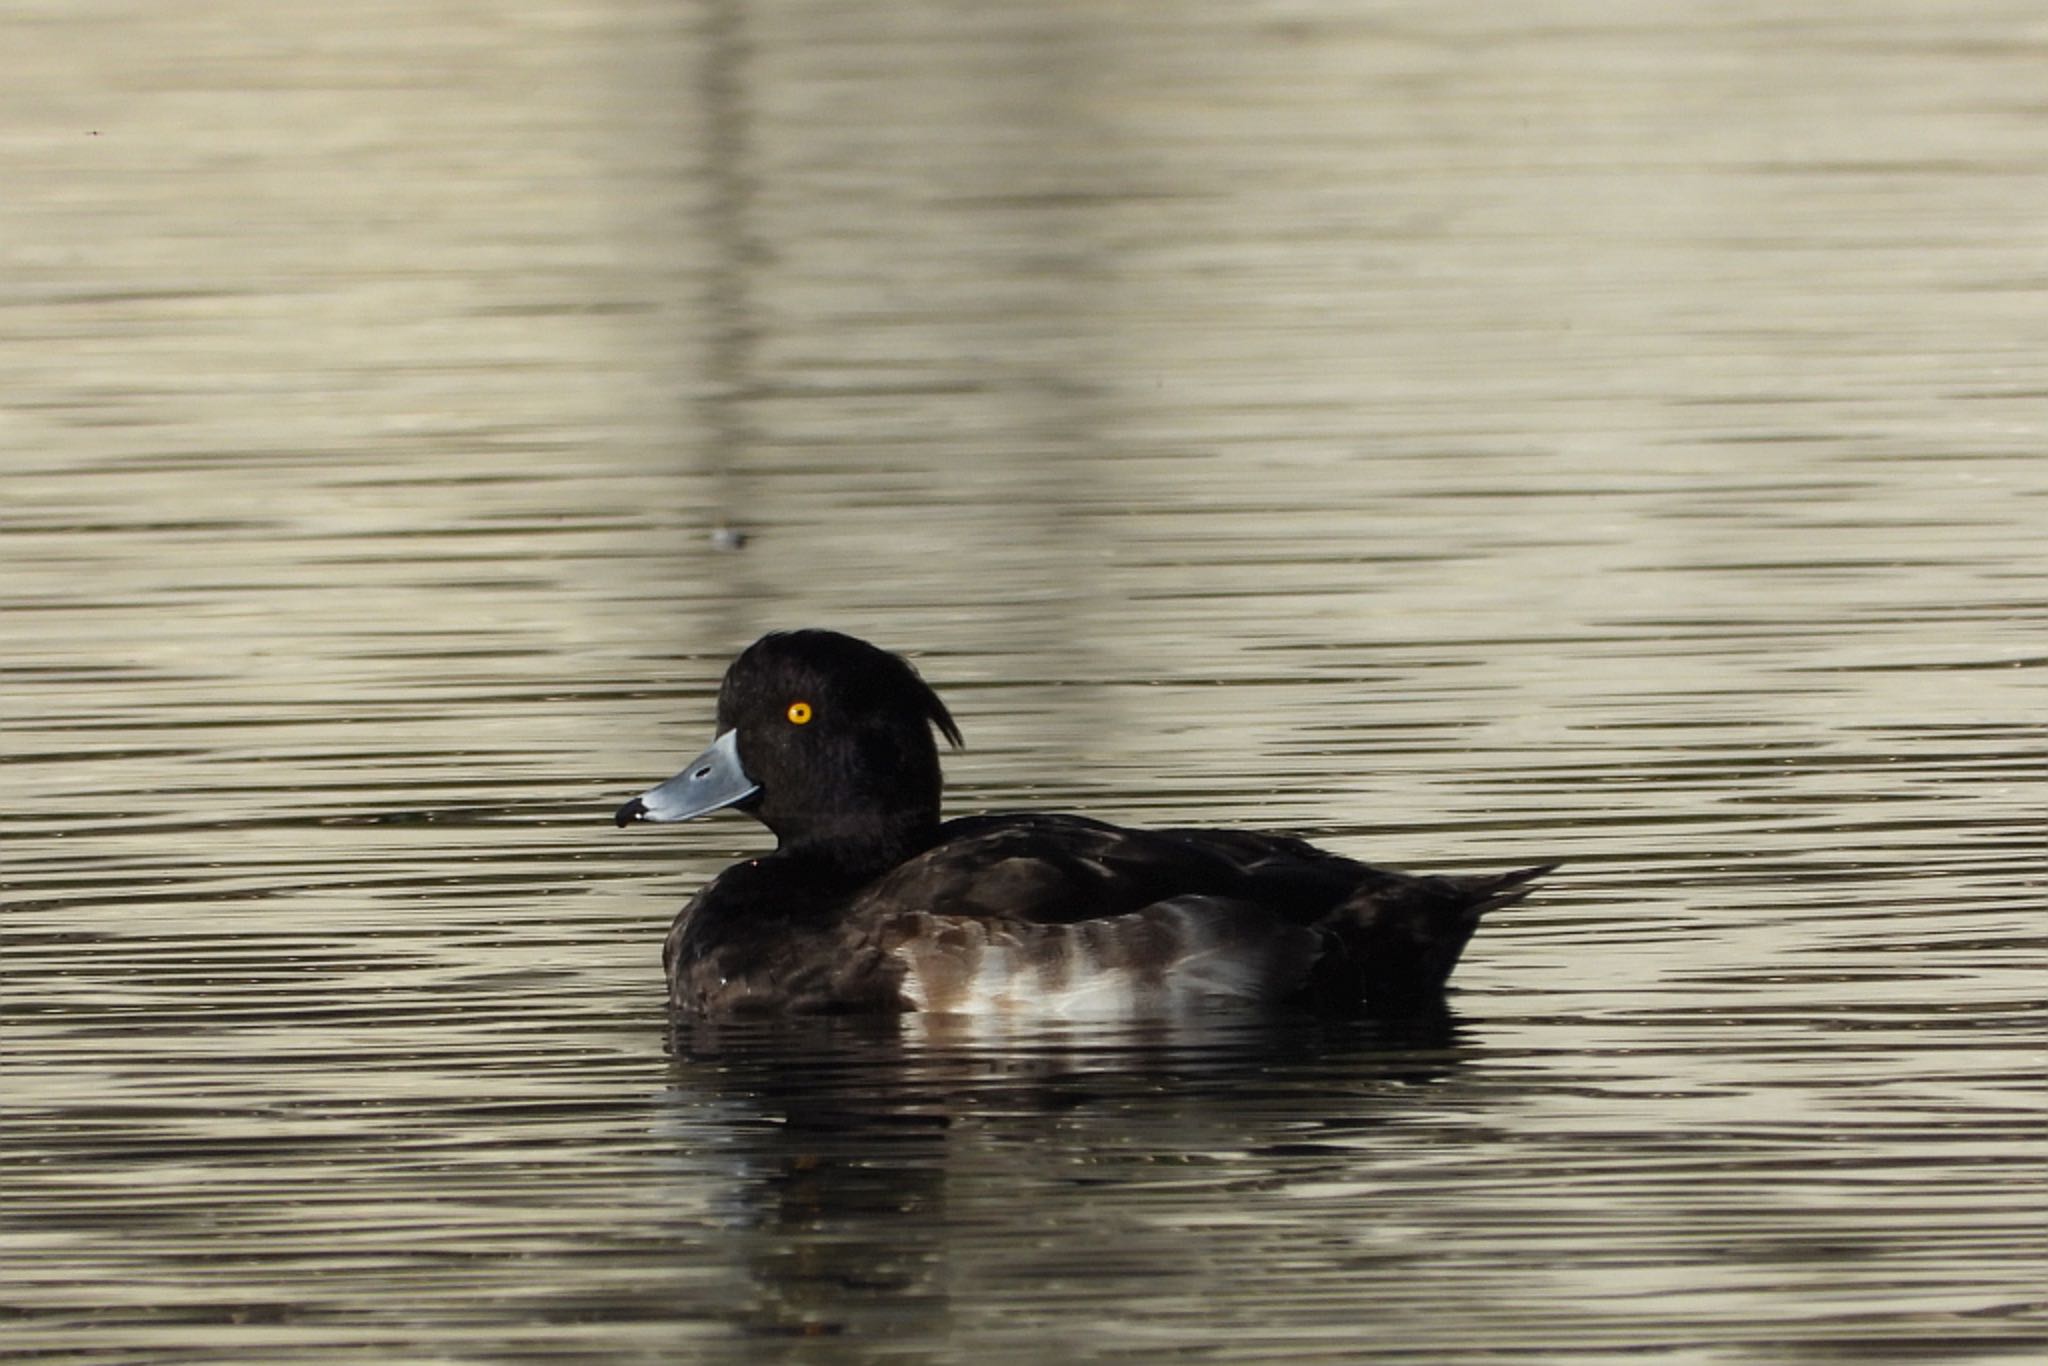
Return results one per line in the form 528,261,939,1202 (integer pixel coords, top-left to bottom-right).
617,630,1553,1019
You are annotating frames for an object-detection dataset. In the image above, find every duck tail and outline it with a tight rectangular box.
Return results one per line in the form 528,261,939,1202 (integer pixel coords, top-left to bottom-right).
1319,862,1558,1017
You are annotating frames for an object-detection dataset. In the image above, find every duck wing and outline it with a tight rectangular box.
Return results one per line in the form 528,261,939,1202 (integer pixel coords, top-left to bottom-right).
864,812,1380,927
855,815,1556,1017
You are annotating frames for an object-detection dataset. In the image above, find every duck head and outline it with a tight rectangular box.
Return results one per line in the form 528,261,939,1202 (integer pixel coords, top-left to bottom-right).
615,630,962,864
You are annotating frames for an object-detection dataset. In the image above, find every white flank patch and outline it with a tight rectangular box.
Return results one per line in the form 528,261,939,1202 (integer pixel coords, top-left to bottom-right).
896,901,1297,1020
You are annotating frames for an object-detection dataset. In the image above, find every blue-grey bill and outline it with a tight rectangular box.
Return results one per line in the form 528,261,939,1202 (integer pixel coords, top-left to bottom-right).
614,729,759,826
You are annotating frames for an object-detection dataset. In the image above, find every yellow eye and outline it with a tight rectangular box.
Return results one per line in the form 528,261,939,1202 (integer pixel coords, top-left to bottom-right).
786,700,813,725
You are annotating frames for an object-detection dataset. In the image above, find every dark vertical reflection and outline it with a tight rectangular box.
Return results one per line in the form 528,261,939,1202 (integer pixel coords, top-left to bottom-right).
681,3,1124,679
696,0,757,487
695,0,765,639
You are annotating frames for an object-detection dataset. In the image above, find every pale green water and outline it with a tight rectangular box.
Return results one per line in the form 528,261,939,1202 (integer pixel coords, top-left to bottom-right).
5,2,2045,1362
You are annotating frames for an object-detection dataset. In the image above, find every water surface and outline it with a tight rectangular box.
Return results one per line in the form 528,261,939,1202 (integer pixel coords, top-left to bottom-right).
5,2,2045,1362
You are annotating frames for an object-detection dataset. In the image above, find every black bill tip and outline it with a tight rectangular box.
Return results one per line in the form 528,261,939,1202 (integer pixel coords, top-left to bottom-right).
613,796,648,827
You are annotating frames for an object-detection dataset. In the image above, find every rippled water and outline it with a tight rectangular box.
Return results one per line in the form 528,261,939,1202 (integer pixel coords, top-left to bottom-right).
6,1,2046,1362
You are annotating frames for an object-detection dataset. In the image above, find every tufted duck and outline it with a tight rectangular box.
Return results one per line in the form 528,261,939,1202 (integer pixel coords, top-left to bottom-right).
616,630,1552,1018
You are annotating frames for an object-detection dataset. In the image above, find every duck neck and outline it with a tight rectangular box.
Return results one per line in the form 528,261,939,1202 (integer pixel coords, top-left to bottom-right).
772,809,940,886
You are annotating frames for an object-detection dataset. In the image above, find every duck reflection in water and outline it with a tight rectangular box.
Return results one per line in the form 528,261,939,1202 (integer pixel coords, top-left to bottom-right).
656,1011,1476,1343
617,630,1554,1019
